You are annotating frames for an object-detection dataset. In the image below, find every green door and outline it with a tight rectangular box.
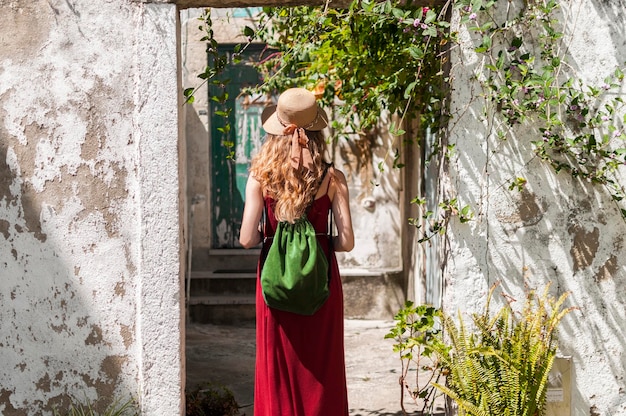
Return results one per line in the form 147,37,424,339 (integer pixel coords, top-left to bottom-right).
210,45,266,249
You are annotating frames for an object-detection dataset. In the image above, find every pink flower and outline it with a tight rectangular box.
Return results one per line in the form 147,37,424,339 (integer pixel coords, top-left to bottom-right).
469,13,477,20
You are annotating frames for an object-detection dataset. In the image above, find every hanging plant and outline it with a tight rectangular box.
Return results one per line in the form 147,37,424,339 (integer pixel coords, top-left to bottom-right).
185,0,626,234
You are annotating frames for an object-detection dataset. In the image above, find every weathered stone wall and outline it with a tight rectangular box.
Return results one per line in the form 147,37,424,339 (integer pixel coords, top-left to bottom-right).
0,1,183,414
443,0,626,414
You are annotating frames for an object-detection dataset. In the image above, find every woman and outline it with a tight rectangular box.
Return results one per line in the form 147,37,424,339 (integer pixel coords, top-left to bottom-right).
239,87,354,416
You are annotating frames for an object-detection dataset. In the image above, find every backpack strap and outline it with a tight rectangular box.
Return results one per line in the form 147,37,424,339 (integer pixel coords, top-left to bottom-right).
322,163,333,244
262,199,268,243
263,162,333,243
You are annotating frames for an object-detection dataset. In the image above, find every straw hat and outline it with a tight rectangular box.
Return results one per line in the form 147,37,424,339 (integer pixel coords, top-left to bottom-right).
262,88,328,135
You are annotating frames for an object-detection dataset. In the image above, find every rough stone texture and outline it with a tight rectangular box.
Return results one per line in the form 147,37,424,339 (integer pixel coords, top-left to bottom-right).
443,0,626,415
135,3,185,416
0,1,182,414
333,121,403,271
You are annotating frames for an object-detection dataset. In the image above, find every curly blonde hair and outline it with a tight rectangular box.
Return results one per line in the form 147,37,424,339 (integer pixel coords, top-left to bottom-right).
250,131,328,223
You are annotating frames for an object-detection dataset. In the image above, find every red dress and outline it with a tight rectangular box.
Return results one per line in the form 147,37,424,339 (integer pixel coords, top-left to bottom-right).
254,195,348,416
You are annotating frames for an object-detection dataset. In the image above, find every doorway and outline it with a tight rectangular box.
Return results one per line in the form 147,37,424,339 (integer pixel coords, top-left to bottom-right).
209,44,267,249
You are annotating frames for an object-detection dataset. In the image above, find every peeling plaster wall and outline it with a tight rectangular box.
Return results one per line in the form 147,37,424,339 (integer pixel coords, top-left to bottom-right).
443,0,626,414
333,121,403,271
0,1,183,415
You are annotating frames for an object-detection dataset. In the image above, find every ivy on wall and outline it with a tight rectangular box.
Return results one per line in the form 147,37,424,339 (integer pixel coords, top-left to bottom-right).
456,0,626,216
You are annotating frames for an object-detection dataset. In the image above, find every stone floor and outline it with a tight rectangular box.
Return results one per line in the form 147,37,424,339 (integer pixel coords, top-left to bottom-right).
185,319,447,416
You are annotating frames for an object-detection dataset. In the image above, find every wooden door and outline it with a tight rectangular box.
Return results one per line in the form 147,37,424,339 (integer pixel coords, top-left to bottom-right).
209,45,266,249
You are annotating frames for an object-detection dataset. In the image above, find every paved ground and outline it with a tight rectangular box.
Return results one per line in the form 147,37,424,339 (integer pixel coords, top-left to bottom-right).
186,319,447,416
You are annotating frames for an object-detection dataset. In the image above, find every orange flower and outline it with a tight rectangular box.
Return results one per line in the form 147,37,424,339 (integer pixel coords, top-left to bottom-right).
313,81,326,99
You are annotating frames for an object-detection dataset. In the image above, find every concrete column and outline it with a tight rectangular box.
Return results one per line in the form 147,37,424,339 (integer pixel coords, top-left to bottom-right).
134,3,185,415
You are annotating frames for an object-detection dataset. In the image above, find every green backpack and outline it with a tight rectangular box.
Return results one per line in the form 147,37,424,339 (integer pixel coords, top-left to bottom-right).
260,166,333,316
260,214,331,315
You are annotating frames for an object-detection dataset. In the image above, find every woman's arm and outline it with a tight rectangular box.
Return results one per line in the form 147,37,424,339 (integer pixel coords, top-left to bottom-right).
330,169,355,252
239,176,264,248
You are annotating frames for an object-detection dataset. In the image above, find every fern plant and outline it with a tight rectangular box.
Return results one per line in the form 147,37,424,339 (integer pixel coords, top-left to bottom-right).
432,283,574,416
53,396,137,416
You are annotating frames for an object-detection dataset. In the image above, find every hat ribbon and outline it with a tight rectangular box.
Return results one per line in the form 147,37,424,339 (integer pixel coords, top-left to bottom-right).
285,125,314,171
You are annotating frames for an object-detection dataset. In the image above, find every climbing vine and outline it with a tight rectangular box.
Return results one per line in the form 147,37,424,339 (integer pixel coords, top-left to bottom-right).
185,0,626,238
456,0,626,215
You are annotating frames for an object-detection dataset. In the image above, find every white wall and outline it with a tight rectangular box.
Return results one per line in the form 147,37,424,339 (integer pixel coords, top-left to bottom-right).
0,1,183,414
443,0,626,414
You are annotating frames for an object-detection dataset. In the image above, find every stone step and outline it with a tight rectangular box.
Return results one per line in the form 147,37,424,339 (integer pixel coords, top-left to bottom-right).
188,294,255,305
187,297,256,325
190,270,256,279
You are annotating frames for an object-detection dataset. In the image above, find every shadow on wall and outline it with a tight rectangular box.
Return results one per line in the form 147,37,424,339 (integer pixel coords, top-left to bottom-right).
586,0,626,70
185,103,210,265
453,93,626,413
0,123,137,412
445,3,626,413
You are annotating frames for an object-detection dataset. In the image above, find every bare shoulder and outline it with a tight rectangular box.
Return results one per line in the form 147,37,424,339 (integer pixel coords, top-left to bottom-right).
246,175,263,196
327,165,348,201
328,165,347,184
248,174,261,187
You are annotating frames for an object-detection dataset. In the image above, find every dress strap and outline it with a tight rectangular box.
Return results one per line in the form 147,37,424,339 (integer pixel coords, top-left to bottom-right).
321,163,332,196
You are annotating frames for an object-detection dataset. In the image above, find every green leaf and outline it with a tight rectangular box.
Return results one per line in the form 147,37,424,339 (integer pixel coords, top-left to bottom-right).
407,45,424,60
404,81,417,99
475,35,492,53
243,25,255,37
391,7,405,19
423,25,438,37
496,50,505,70
424,9,437,24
